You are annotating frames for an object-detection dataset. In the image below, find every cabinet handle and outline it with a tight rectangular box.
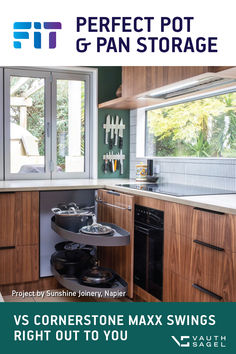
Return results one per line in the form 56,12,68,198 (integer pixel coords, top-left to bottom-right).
96,198,132,211
192,283,223,301
0,246,15,250
193,207,225,215
193,239,225,252
0,192,15,194
106,190,120,196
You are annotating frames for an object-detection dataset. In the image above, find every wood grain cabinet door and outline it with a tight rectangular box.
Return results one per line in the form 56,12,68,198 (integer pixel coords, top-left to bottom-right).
0,193,16,248
163,230,192,279
164,270,224,302
122,66,217,97
164,202,193,238
97,189,134,298
0,191,39,286
15,192,39,246
190,242,236,302
0,248,15,285
0,245,39,285
192,208,236,252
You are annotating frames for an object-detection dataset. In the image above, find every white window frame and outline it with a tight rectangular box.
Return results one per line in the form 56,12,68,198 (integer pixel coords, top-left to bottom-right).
3,66,98,180
4,68,51,180
51,72,90,179
0,68,3,180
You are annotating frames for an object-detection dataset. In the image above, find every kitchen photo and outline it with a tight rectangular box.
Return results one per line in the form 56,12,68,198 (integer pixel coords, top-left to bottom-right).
0,66,236,303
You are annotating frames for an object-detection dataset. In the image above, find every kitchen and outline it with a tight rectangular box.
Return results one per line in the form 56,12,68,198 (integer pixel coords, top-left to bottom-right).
0,66,236,303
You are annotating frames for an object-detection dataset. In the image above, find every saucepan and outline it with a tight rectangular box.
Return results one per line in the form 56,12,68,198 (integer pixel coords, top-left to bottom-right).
51,202,94,232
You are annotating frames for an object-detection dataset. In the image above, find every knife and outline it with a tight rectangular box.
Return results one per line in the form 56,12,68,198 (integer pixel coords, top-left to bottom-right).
120,149,124,175
119,118,125,149
109,116,114,149
103,115,110,145
114,115,119,146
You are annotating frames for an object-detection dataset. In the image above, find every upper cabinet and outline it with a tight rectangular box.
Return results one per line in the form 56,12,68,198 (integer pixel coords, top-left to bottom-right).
98,66,236,110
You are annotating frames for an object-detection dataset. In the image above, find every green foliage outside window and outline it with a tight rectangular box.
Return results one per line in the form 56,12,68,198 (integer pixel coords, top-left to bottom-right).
146,92,236,157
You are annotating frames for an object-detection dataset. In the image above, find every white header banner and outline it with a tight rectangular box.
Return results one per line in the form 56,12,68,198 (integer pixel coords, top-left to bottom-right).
0,0,235,66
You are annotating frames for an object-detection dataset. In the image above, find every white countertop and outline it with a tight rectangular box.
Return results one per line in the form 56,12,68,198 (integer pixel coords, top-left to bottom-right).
0,178,236,214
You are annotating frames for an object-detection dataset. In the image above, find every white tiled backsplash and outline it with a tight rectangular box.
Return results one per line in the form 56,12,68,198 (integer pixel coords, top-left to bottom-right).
130,109,236,191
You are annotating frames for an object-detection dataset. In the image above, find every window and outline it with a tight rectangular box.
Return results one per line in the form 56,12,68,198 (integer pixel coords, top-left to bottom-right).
3,67,96,180
145,91,236,158
5,70,50,178
52,72,89,178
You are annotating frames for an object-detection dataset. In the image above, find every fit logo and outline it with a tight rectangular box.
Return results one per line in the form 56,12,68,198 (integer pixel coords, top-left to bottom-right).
171,336,190,347
13,22,62,49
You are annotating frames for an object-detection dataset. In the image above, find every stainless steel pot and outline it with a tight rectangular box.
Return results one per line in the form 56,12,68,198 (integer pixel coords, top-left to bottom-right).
51,249,95,278
80,266,114,286
51,206,94,232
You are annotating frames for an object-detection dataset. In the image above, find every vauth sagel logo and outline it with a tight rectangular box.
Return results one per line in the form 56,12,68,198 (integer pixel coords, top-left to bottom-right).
13,22,62,49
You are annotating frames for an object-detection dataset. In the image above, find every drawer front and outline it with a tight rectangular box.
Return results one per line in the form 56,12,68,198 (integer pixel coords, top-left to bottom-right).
0,245,39,285
0,248,15,284
164,231,236,301
190,242,236,302
0,193,16,248
164,270,223,302
164,202,193,238
192,208,235,251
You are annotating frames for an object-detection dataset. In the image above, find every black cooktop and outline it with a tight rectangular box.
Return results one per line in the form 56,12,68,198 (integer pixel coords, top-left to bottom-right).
116,183,236,197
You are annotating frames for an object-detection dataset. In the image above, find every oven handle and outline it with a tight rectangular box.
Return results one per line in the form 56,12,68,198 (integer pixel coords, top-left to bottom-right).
134,225,150,236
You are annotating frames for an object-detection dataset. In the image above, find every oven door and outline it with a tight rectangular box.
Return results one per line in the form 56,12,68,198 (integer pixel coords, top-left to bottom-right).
134,222,163,300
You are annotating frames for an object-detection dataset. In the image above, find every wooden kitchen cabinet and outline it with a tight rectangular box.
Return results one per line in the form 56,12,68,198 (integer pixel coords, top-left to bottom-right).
121,66,226,97
164,270,223,302
163,230,192,279
163,229,236,302
15,192,39,246
0,246,39,285
0,193,16,248
163,201,236,302
0,191,39,285
192,207,236,252
97,189,134,298
99,66,235,109
164,202,193,237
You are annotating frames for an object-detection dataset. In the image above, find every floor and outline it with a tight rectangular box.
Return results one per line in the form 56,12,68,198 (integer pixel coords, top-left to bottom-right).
3,289,132,303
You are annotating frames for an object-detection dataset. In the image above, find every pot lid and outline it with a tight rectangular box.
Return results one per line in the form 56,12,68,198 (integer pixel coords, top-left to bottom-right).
81,266,114,284
80,224,114,235
51,207,93,217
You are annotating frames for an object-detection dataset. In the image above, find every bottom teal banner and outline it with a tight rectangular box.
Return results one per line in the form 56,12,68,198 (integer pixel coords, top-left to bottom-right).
0,302,235,353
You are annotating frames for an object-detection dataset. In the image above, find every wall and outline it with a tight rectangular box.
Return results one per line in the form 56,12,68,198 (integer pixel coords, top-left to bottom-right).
98,109,130,178
130,109,236,191
97,66,121,104
96,67,130,178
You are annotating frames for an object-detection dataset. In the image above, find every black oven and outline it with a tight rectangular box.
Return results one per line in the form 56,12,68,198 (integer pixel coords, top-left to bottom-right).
134,205,164,301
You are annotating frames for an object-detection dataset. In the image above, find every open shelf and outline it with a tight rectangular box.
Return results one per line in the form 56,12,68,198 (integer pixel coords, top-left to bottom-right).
51,217,130,247
51,265,128,298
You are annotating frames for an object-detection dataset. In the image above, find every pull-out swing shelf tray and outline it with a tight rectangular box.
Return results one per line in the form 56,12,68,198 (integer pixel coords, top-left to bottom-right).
51,265,128,298
51,217,130,247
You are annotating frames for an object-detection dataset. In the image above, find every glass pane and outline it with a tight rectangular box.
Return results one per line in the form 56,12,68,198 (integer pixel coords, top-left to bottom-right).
10,76,45,173
56,79,85,173
146,92,236,158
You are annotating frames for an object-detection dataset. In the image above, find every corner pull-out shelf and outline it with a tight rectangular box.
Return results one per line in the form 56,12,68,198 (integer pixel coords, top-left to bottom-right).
51,217,130,247
51,265,128,298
